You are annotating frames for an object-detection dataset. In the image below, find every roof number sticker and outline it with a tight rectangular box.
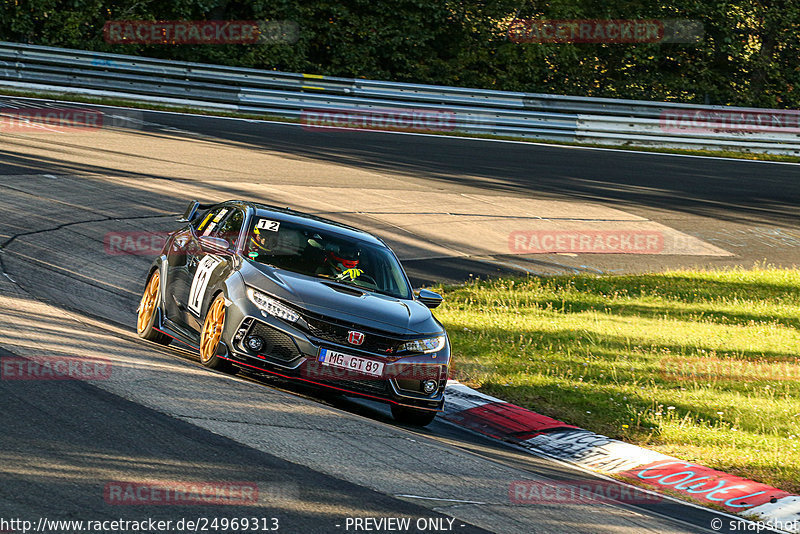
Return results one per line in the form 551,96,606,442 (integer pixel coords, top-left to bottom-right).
256,219,281,232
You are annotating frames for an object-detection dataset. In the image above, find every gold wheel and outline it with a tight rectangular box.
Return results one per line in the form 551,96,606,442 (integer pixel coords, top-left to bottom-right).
137,271,160,334
200,296,226,364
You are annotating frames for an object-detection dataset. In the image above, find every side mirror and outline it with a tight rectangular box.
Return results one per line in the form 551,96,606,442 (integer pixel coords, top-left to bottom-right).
415,288,443,309
198,236,231,254
177,200,201,223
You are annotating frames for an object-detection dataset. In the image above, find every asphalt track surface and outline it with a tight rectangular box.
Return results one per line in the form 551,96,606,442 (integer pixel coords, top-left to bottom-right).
1,96,797,533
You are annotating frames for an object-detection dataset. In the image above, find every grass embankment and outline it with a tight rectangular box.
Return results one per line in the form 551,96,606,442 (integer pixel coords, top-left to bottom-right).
437,267,800,493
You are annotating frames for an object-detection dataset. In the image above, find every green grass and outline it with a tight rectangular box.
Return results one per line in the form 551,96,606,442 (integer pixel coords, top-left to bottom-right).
1,86,798,164
436,266,800,493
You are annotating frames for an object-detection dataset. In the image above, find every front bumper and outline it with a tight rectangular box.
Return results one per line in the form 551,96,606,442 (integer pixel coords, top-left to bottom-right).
217,292,449,411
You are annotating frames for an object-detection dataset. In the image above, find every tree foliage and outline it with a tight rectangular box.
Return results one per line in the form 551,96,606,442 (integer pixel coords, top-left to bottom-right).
0,0,797,108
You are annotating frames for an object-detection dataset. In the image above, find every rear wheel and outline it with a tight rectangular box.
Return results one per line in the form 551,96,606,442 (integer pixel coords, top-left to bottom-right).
391,405,437,427
137,270,171,345
200,294,236,373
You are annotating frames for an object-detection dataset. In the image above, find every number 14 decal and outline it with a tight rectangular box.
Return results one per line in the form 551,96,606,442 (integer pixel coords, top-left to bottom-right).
188,256,222,316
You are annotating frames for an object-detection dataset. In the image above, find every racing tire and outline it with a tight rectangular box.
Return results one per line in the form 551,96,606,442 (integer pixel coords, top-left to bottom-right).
391,405,437,427
137,270,171,346
200,294,236,373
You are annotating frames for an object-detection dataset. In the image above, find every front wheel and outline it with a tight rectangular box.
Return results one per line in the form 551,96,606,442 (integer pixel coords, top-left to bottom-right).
391,405,437,427
199,294,236,374
137,270,171,345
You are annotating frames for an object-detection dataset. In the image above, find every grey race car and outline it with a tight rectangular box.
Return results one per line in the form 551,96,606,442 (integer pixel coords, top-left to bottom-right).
137,200,450,426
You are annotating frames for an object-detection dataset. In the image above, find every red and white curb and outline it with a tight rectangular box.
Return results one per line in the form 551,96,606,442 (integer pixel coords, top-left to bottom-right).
443,381,799,532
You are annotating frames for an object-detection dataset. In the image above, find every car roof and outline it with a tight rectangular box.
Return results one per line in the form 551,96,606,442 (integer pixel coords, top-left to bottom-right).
223,200,387,247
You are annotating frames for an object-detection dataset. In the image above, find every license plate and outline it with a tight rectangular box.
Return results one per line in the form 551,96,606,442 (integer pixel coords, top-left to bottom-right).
319,349,384,377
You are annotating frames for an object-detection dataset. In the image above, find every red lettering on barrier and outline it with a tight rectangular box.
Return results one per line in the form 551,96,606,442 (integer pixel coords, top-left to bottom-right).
621,461,789,511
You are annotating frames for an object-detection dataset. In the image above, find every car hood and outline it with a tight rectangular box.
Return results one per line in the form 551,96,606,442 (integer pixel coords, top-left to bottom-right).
239,262,442,335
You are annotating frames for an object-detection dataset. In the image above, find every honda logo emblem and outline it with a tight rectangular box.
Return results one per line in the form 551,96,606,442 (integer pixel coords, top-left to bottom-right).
347,331,365,345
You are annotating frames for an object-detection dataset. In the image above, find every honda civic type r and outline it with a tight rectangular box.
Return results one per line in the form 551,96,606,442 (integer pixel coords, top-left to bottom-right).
137,200,450,426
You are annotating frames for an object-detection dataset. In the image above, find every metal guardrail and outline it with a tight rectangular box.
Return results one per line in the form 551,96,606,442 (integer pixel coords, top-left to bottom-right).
0,41,798,155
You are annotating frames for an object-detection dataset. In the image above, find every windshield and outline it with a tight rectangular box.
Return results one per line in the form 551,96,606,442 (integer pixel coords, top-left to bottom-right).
244,216,412,300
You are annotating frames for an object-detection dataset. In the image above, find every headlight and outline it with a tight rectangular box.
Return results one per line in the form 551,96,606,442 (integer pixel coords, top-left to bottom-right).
398,335,446,354
247,288,299,323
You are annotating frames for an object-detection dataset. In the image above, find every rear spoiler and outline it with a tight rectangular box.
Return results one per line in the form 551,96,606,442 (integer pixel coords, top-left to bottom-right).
177,200,216,223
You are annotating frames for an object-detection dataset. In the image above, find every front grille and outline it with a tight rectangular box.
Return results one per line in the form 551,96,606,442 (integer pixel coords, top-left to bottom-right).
391,363,441,381
249,322,302,362
303,360,388,394
325,378,389,395
302,314,405,355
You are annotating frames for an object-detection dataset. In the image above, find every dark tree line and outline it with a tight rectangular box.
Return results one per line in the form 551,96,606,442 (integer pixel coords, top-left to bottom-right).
1,0,797,108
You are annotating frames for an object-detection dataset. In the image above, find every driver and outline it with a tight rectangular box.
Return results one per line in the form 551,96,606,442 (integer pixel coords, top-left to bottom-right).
317,244,363,280
247,227,277,256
